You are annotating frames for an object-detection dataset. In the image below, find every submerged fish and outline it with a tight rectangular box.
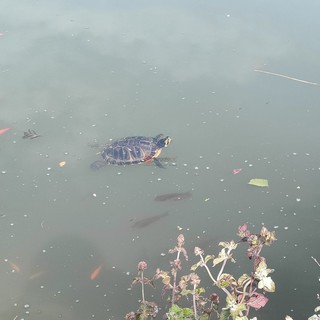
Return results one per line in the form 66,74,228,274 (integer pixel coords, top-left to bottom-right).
132,212,169,228
90,264,103,280
154,192,192,202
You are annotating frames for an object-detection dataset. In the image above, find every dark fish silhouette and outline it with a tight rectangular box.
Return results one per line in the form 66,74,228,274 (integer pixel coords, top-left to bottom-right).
154,192,192,202
132,212,169,228
22,129,41,139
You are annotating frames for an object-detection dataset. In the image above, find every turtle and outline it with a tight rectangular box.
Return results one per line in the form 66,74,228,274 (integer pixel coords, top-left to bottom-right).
90,134,172,170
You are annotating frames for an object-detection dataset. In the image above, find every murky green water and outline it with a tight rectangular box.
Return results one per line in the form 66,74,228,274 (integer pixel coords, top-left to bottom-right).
1,1,320,319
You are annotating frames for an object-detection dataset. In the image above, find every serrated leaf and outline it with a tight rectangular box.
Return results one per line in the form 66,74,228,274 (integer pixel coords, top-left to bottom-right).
205,254,214,263
213,248,227,266
220,309,231,320
180,288,192,296
238,274,251,287
247,292,268,310
191,261,202,271
162,275,171,285
218,273,237,288
230,303,246,318
258,276,276,292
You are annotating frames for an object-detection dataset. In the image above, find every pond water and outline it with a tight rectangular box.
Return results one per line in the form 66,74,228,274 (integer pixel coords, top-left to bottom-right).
1,1,319,319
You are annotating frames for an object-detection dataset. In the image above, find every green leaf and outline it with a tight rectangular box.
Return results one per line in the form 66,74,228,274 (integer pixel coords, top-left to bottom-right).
190,261,202,271
180,288,192,296
205,254,214,263
230,303,246,318
167,304,193,320
237,273,251,287
248,178,269,187
220,309,231,320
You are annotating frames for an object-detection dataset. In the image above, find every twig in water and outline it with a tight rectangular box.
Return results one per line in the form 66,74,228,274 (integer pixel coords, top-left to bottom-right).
254,69,320,86
311,256,320,267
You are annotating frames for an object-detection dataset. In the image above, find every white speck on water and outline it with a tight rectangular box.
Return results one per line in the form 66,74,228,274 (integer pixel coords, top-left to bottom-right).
157,178,162,181
274,226,279,229
284,226,289,230
92,193,97,197
296,198,301,202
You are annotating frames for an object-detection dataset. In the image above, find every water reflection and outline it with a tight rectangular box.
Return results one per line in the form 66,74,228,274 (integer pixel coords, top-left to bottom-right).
1,0,320,319
1,235,125,319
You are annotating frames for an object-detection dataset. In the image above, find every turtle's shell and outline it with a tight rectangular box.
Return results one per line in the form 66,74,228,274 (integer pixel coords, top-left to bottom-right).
90,134,171,170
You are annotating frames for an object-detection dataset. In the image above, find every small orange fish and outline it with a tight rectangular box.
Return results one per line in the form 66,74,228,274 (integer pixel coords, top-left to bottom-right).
90,264,102,280
0,127,11,135
8,261,20,273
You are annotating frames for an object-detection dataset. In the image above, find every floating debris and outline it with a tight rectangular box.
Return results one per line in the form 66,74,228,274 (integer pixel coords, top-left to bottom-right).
132,212,169,228
154,192,192,202
58,161,66,167
22,129,41,139
232,168,242,175
254,69,320,86
248,178,269,187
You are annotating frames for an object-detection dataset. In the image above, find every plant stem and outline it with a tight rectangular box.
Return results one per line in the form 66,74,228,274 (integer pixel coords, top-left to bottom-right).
193,283,197,319
171,250,181,306
217,248,232,281
199,253,234,301
141,270,145,303
199,254,217,284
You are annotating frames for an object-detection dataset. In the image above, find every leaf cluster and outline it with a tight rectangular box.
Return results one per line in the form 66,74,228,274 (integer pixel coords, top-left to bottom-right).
125,224,277,320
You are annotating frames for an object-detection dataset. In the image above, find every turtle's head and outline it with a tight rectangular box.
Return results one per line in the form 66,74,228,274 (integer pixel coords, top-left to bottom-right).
156,135,172,148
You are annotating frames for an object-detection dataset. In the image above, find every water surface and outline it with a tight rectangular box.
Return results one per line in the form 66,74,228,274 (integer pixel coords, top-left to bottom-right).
1,1,320,319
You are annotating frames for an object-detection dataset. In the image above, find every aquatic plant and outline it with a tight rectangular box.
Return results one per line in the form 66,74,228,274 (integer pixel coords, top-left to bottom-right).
125,224,276,320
